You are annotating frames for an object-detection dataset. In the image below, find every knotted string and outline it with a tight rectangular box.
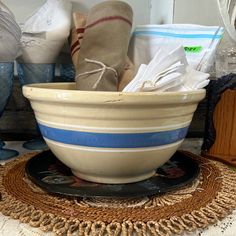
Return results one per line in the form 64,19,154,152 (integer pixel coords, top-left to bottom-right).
76,58,118,89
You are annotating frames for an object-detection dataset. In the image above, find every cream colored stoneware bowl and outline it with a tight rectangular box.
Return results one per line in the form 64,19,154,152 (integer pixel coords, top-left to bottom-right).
23,83,205,184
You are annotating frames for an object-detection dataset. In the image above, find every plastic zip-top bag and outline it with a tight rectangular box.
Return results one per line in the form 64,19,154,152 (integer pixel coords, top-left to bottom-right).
128,24,224,73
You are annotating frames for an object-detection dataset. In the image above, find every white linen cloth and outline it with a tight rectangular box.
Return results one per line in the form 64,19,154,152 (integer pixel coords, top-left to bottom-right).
0,2,14,16
123,46,210,92
128,24,224,73
17,0,72,63
0,3,21,62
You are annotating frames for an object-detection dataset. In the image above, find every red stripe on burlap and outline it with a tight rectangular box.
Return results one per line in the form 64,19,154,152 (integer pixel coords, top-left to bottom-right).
72,46,80,56
76,28,85,34
71,35,84,49
85,15,132,30
71,41,79,52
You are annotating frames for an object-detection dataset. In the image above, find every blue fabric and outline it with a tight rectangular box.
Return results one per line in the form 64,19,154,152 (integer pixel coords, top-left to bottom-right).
39,123,189,148
17,63,55,85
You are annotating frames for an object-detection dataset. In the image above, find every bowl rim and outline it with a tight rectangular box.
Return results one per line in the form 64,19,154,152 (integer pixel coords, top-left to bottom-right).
23,82,206,105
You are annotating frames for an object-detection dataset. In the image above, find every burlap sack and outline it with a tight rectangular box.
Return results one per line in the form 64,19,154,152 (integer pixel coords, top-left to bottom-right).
75,0,133,91
70,27,80,66
73,11,86,43
118,56,136,91
70,12,86,66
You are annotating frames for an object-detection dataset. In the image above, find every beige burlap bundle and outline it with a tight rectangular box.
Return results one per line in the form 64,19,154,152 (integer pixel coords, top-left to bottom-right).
70,12,86,66
118,56,136,91
70,27,79,66
75,1,133,91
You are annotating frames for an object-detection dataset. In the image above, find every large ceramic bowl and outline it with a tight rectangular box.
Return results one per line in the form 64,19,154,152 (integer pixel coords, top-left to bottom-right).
23,83,205,184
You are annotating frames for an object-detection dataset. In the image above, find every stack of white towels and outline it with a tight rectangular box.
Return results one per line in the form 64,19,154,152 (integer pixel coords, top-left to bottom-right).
123,46,210,92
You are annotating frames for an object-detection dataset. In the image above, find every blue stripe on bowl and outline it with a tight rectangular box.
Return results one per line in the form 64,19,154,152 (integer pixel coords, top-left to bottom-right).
38,123,189,148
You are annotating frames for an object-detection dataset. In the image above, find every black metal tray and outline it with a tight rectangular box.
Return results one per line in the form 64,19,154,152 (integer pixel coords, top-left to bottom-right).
26,150,199,198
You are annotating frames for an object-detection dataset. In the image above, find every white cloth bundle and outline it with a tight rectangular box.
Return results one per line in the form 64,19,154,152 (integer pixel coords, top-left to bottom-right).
0,2,21,62
123,46,210,92
17,0,72,63
0,1,14,16
129,24,224,73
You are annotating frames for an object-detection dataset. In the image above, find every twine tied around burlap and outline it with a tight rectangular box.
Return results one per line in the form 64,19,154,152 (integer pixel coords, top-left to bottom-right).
76,58,118,90
74,1,133,91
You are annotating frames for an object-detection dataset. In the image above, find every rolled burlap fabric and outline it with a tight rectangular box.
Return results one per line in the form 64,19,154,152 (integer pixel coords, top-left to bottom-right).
75,0,133,91
70,27,80,66
70,12,86,67
73,11,86,44
118,56,136,91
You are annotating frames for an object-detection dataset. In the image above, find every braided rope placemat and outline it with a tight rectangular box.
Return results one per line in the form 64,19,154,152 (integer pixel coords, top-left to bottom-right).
0,151,236,236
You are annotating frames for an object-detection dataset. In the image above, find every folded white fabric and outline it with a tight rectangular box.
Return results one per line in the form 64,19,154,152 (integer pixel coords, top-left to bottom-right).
174,66,210,91
0,3,21,62
123,46,210,92
17,0,72,63
0,2,14,17
129,24,224,73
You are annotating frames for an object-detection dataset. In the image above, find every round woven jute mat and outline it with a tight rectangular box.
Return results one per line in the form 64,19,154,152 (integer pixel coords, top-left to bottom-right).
0,151,236,236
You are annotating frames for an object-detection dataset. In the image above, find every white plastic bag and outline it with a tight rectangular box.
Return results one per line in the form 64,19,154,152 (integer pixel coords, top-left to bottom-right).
129,24,224,73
